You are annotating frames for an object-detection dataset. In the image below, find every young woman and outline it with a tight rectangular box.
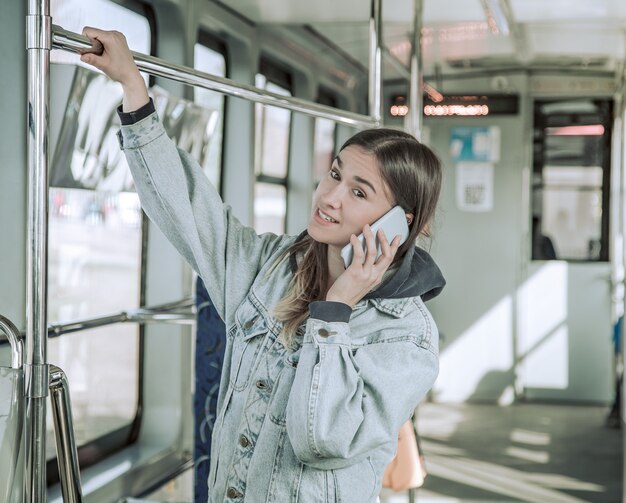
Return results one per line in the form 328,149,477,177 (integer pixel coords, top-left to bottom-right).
81,27,445,503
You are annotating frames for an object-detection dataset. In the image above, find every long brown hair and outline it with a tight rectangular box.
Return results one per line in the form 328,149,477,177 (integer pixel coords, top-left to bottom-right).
274,128,442,347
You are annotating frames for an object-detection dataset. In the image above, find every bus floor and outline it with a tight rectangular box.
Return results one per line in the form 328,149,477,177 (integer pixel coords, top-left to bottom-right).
146,402,621,503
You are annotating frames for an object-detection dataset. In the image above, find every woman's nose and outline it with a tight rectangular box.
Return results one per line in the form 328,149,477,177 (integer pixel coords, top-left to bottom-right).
319,184,344,208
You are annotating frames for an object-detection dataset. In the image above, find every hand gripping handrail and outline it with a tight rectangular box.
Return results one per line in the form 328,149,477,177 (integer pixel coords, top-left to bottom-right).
0,314,23,369
49,365,84,503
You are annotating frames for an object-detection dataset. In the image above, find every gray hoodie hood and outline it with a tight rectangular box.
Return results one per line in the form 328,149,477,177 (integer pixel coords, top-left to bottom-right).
290,232,445,303
364,244,445,302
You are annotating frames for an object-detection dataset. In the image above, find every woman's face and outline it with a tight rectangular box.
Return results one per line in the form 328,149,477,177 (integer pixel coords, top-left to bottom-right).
307,145,395,250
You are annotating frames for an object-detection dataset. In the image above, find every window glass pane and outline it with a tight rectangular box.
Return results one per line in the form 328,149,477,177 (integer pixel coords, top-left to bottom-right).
194,43,226,189
254,183,286,235
544,132,604,168
254,76,291,178
48,0,148,460
544,166,603,188
47,188,142,458
541,188,603,261
313,118,336,183
51,0,151,64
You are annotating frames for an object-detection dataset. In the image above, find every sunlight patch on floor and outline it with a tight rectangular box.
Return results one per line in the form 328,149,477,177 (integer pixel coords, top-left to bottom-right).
424,452,595,503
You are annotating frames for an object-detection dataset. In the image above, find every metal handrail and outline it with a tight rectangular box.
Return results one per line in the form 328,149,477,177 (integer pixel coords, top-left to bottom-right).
0,299,196,348
0,314,23,369
51,25,379,129
49,365,83,503
48,298,196,338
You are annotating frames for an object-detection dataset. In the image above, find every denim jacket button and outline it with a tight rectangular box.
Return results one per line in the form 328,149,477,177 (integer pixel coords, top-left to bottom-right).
318,328,330,337
255,379,269,391
226,487,241,498
239,434,250,448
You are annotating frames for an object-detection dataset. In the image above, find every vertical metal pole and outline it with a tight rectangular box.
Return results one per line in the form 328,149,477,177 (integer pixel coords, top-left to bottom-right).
621,62,626,503
25,0,51,500
407,0,424,140
50,366,84,503
368,0,383,125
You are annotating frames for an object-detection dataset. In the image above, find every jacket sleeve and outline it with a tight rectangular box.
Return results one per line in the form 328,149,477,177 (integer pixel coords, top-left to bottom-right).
285,305,439,470
118,111,287,322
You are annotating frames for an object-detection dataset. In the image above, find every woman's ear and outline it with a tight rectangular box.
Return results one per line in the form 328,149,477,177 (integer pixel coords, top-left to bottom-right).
406,213,414,226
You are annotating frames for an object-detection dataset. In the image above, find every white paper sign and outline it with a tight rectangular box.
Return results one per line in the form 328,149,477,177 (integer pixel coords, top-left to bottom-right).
456,162,494,212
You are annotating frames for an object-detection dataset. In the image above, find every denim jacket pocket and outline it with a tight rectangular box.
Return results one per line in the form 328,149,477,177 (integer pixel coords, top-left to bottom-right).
229,314,268,391
268,363,296,426
332,457,377,502
294,464,337,503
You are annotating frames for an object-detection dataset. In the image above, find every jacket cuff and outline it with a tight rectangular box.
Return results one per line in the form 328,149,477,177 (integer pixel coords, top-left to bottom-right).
117,98,155,125
117,111,163,150
309,301,352,323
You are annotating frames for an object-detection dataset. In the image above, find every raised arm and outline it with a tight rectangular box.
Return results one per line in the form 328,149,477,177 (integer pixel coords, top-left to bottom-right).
79,27,288,323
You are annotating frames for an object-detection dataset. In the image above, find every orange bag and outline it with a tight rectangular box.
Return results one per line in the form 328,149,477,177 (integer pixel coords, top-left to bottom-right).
382,419,427,491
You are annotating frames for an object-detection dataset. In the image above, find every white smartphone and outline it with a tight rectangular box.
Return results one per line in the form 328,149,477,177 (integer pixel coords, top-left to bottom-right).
340,205,410,268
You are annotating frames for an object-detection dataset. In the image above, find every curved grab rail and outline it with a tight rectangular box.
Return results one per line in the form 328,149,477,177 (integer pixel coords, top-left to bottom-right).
50,365,83,503
0,314,23,369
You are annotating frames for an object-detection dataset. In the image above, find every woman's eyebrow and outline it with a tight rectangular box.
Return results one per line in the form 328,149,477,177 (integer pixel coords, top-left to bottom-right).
354,176,377,194
334,155,377,194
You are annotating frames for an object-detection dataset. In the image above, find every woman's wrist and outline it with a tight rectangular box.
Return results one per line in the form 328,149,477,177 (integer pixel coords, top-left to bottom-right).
325,294,353,307
121,76,150,113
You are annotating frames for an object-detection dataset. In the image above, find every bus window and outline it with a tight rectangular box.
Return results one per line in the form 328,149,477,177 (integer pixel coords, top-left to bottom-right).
194,33,227,191
253,64,292,234
50,0,151,68
532,99,612,262
48,0,152,475
313,90,338,184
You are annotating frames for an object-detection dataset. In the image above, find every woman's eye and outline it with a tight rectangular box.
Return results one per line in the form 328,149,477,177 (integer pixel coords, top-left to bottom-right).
329,169,340,180
353,189,366,199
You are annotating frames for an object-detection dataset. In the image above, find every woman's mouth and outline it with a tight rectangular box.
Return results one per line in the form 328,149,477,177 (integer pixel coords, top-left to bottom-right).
317,208,339,223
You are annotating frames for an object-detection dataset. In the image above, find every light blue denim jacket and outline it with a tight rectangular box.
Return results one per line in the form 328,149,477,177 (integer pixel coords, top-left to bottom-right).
118,106,445,503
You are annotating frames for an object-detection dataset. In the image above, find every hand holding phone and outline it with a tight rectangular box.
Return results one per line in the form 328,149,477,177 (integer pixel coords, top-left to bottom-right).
340,206,409,268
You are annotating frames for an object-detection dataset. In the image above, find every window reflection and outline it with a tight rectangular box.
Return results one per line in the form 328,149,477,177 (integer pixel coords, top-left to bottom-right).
194,40,226,189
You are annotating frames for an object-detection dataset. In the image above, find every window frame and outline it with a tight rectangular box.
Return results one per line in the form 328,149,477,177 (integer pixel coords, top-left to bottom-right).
253,57,294,234
195,29,229,195
531,98,613,263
